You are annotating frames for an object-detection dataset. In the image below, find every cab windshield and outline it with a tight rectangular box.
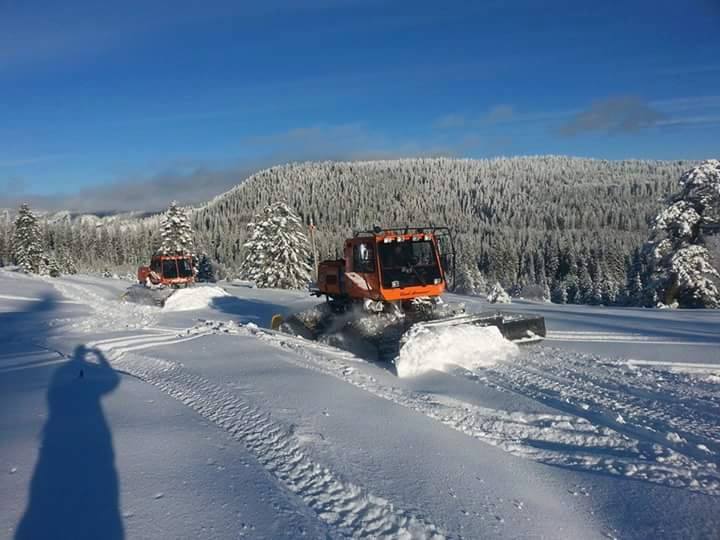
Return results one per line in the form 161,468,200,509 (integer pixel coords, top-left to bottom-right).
162,259,179,279
378,240,441,288
178,258,194,278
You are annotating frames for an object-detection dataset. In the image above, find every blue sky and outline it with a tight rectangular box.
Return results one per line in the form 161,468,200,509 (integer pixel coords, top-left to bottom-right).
1,0,719,212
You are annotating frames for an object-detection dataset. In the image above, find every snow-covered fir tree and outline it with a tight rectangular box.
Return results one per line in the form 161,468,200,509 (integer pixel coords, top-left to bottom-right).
0,210,11,266
12,204,44,273
453,260,486,295
158,201,194,256
487,282,511,304
239,202,312,289
552,282,568,304
58,248,78,275
453,264,476,295
45,253,61,277
642,160,720,308
602,278,620,305
196,252,216,282
542,282,552,303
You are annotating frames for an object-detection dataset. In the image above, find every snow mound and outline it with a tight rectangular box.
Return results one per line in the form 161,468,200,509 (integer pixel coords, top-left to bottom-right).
162,286,230,311
396,324,518,378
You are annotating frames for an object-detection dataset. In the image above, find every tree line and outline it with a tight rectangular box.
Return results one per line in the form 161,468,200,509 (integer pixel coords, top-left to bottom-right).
4,156,715,306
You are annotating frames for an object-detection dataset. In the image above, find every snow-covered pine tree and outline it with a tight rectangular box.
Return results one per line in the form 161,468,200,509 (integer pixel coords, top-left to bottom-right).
453,263,477,295
487,282,511,304
158,201,194,256
0,210,11,266
642,160,720,308
602,278,619,306
239,202,312,289
12,204,44,273
474,269,488,295
624,270,642,306
45,253,61,277
590,276,604,305
577,265,593,304
551,282,568,304
542,281,552,303
58,247,78,275
196,252,215,282
572,287,583,305
453,258,485,295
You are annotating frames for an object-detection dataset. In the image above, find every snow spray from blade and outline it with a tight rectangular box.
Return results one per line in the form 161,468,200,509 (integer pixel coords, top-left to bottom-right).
396,324,518,378
162,286,230,312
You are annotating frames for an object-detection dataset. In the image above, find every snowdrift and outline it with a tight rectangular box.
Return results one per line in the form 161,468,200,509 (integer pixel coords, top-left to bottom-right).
396,324,518,378
162,286,231,311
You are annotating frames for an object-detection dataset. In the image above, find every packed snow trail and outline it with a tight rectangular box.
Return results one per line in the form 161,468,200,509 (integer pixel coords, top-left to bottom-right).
484,350,720,458
96,345,446,540
41,275,720,497
38,279,446,539
179,321,720,497
25,272,719,537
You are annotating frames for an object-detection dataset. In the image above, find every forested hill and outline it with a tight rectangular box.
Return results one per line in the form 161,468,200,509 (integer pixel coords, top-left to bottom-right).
0,156,695,296
191,156,691,287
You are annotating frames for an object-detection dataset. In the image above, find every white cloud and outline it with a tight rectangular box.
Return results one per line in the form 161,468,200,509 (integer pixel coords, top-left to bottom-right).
559,97,666,136
433,114,466,129
484,104,514,123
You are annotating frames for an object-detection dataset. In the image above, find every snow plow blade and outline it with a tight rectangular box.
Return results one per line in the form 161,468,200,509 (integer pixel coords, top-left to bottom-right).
413,312,546,343
121,284,175,307
373,311,545,362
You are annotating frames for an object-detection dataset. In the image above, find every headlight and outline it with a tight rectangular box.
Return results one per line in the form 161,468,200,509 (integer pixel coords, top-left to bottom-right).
391,280,400,288
433,278,441,284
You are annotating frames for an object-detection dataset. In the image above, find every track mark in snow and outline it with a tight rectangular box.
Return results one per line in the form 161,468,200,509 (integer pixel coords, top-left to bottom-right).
546,331,718,346
625,358,720,372
514,351,720,449
186,321,720,496
107,350,446,540
0,349,68,373
88,330,211,356
0,293,82,304
477,350,720,494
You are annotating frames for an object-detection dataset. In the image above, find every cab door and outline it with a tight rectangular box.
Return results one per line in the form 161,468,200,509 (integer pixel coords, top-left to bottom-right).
345,239,380,299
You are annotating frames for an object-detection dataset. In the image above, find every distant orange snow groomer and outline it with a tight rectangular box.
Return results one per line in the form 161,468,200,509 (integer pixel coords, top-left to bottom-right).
137,254,195,288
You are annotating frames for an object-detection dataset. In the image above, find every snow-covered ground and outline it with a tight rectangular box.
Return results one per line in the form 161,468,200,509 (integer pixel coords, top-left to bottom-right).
1,270,719,539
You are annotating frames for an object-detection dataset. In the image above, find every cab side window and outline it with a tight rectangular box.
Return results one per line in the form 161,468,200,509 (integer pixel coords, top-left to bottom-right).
353,243,375,273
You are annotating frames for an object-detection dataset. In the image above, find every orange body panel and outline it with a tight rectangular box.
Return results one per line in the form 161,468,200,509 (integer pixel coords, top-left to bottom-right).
317,260,343,296
317,232,446,303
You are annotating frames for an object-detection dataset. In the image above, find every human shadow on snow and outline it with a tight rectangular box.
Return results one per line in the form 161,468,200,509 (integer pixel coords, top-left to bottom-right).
16,345,124,540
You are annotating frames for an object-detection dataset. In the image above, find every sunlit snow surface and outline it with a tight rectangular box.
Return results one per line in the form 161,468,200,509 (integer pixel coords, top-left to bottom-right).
2,270,720,539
